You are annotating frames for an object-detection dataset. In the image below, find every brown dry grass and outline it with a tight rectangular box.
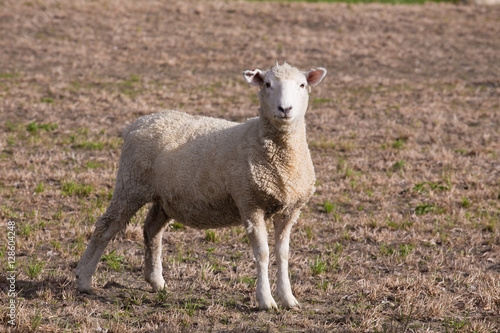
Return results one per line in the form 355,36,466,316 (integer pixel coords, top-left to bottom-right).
0,0,499,332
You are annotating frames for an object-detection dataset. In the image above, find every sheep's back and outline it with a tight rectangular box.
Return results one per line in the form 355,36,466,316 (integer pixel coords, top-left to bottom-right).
122,110,248,228
124,110,237,150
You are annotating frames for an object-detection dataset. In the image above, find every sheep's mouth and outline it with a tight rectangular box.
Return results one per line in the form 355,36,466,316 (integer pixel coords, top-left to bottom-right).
275,114,293,123
276,110,294,119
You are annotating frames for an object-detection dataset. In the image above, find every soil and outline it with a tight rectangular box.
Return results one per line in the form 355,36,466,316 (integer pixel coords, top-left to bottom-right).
0,0,499,332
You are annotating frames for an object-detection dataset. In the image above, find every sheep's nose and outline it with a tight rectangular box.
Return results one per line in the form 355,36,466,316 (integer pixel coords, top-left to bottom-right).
278,105,293,115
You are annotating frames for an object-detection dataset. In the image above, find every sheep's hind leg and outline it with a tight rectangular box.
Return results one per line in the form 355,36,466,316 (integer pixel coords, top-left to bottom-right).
76,198,144,293
244,211,278,310
273,211,301,308
144,202,170,291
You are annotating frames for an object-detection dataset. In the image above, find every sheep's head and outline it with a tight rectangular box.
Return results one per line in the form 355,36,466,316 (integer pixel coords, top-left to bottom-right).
243,63,326,130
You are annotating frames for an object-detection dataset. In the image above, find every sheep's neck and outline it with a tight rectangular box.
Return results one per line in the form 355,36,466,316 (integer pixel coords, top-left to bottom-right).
258,114,309,156
258,117,312,204
260,123,308,160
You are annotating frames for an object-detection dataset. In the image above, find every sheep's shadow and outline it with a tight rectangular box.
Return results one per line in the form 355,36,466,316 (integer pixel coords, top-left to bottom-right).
12,275,146,304
11,275,257,313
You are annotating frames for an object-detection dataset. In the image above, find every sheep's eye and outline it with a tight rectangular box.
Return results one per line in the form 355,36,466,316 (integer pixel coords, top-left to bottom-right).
300,83,306,88
265,82,271,88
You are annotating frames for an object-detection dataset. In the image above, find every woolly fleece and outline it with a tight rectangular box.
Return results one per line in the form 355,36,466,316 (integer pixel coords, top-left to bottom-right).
76,62,326,310
120,108,315,228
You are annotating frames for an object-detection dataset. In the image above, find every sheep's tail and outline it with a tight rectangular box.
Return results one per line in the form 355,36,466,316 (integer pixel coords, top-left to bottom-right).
122,123,134,140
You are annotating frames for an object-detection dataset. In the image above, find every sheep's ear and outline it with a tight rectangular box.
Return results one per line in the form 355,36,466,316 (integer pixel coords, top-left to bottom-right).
243,69,264,86
306,68,327,87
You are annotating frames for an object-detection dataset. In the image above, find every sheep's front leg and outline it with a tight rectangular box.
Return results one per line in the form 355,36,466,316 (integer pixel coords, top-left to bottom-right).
273,210,300,308
244,211,277,310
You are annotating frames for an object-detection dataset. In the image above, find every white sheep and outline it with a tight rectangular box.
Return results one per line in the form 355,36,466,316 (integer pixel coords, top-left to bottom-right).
75,62,327,310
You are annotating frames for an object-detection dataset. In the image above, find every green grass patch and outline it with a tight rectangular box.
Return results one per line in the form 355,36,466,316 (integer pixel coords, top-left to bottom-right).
26,121,58,133
26,258,44,279
74,140,105,150
5,121,20,132
310,255,328,276
460,197,471,208
387,219,414,230
155,287,170,303
399,244,415,258
40,97,54,104
85,161,104,169
392,138,406,149
380,243,395,256
69,129,122,151
322,201,335,214
303,225,314,240
34,182,45,194
171,221,185,230
61,181,93,197
238,276,257,288
312,98,332,104
310,140,336,150
391,160,406,171
123,74,140,85
413,181,450,193
31,311,43,332
20,224,33,238
415,203,445,215
205,229,220,243
379,243,416,259
0,72,16,79
118,74,142,98
101,250,124,272
181,296,206,317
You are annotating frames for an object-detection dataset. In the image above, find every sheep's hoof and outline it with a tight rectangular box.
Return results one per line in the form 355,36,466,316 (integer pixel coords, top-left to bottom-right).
281,297,300,309
76,277,92,294
258,298,278,311
276,290,301,309
146,276,166,292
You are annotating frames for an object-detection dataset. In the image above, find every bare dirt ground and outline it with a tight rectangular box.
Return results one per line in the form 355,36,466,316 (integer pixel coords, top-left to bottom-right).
0,0,499,332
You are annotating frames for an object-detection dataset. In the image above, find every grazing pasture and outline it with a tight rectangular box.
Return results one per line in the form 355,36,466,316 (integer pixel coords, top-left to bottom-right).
0,0,499,332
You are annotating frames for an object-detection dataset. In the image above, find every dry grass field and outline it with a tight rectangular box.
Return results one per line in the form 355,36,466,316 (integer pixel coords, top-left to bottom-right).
0,0,499,332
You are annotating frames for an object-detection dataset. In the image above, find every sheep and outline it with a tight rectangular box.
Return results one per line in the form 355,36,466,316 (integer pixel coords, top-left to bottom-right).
75,62,327,310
